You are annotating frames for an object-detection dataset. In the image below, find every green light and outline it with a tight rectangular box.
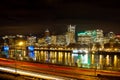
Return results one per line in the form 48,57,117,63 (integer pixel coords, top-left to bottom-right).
77,31,87,36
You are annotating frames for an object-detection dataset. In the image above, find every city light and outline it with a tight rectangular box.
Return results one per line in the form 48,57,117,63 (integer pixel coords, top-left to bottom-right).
0,25,120,77
0,0,120,79
0,66,71,80
18,41,24,46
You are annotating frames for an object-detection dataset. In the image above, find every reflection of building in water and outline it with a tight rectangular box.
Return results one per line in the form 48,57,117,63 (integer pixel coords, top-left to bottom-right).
94,51,120,69
34,48,91,68
35,49,72,66
34,47,120,69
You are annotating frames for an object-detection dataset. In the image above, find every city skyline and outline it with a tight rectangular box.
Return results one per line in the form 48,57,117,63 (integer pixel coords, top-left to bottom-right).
0,23,119,36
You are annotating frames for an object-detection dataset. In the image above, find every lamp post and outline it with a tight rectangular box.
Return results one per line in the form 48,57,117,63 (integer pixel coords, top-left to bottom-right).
15,41,24,74
18,41,24,60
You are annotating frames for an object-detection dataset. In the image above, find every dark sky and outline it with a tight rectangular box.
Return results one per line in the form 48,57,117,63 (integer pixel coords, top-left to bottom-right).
0,0,120,35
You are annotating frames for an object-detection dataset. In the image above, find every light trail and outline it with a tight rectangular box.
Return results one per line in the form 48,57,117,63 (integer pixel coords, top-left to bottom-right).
0,66,75,80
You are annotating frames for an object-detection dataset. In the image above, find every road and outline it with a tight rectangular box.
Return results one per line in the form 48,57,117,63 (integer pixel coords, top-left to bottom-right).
0,58,120,80
0,66,75,80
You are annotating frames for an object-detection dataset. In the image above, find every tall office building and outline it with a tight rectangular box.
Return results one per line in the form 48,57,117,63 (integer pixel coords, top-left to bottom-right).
66,25,76,45
27,36,36,46
44,29,50,37
108,32,115,39
44,29,51,44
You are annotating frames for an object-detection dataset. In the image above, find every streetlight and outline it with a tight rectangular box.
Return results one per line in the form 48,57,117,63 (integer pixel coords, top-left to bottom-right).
18,41,24,46
15,41,24,74
18,41,25,60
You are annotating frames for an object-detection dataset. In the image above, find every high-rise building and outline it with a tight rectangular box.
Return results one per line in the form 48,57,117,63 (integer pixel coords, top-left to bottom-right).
27,36,36,46
44,29,50,37
67,25,76,33
66,25,76,45
77,29,104,44
95,29,104,42
77,31,92,44
56,35,66,45
51,35,57,45
44,29,51,45
107,32,115,39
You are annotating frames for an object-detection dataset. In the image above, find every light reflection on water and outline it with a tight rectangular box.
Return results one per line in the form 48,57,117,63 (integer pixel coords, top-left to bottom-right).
6,49,120,71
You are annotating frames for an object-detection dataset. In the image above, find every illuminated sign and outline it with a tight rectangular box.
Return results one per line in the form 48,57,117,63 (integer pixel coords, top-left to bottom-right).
4,46,9,51
28,46,34,51
72,54,78,56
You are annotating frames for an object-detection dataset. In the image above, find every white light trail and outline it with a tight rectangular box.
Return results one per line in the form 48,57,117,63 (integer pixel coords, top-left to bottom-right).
0,66,74,80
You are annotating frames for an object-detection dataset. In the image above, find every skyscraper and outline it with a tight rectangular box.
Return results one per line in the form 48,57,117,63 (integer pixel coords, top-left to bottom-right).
66,25,76,45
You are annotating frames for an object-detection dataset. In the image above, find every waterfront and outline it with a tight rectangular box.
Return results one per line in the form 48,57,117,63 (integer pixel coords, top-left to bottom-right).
3,46,120,71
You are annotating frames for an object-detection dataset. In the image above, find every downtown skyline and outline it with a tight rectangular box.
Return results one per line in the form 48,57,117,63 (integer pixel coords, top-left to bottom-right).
0,23,119,36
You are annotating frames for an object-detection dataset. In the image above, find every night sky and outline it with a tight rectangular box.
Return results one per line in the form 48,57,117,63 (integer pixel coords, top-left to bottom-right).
0,0,120,35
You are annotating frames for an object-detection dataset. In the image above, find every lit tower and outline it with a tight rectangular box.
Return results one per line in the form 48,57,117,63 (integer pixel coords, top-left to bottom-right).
45,29,50,37
67,24,76,33
44,29,51,44
66,25,76,45
108,32,115,39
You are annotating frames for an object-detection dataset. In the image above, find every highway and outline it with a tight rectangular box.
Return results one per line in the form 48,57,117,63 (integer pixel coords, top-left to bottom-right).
0,66,75,80
0,58,120,80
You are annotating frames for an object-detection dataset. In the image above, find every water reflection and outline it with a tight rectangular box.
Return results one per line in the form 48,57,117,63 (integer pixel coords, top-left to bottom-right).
2,48,120,71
